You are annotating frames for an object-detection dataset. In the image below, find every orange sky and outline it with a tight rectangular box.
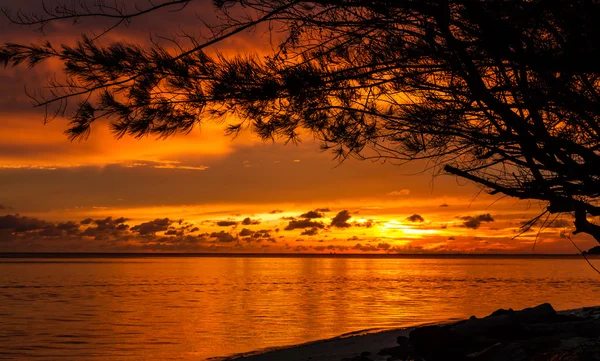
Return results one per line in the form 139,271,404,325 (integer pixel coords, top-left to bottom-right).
0,0,596,254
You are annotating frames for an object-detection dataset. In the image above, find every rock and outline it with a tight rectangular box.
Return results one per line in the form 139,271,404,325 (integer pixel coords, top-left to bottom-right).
514,303,557,323
573,319,600,338
531,352,586,361
467,342,528,361
404,304,599,361
451,314,526,341
409,325,473,361
452,303,558,341
378,345,410,359
518,335,563,354
488,308,514,318
396,335,409,346
340,355,372,361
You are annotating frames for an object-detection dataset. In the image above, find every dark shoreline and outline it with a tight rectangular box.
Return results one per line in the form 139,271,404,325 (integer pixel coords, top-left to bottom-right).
0,252,597,259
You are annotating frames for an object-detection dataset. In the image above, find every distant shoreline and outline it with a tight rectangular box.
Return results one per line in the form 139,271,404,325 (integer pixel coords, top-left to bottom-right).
0,252,597,259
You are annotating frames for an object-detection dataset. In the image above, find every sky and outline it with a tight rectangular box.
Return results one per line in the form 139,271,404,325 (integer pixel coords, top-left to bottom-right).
0,0,595,254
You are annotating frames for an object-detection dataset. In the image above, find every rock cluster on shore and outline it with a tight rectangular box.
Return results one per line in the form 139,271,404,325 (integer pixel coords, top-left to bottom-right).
344,304,600,361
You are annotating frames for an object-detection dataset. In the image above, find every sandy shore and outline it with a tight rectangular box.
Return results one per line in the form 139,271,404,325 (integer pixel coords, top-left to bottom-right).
213,306,599,361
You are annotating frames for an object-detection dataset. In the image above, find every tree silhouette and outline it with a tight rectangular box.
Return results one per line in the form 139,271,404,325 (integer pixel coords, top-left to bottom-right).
2,0,600,243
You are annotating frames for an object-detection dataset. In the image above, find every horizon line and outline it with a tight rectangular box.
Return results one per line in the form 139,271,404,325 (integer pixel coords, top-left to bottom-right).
0,252,596,259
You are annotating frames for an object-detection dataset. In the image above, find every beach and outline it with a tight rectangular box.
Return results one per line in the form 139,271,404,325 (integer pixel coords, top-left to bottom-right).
220,305,600,361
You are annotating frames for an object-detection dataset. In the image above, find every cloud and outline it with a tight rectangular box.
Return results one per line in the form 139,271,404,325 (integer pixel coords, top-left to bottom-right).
216,220,238,227
284,219,325,230
406,214,425,222
299,210,324,219
330,210,352,228
460,214,495,229
0,214,49,233
377,242,391,250
241,217,260,225
352,243,378,252
210,231,237,243
300,227,319,236
354,219,374,228
439,203,449,207
269,209,283,214
315,208,330,212
82,217,130,238
164,229,183,236
35,222,78,237
239,228,254,237
131,218,172,235
387,189,410,196
313,244,349,252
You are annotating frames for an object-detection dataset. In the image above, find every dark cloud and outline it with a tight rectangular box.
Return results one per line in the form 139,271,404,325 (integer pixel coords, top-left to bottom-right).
460,214,495,229
0,211,275,252
0,215,117,242
82,217,131,238
352,243,378,252
252,229,271,239
165,229,183,236
406,214,425,222
241,217,260,225
313,244,350,252
377,242,391,250
439,203,449,207
299,210,324,219
315,208,330,212
353,219,374,228
284,219,325,230
238,228,272,242
239,228,254,237
38,221,80,237
0,214,49,232
269,209,283,214
300,227,319,236
131,218,172,235
216,220,238,227
210,231,237,243
448,236,456,240
330,210,352,228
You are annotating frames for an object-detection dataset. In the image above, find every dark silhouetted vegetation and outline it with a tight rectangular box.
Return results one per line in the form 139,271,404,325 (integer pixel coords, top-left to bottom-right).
2,0,600,242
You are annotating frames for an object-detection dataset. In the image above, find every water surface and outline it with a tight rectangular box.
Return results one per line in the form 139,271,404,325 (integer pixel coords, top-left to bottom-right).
1,256,599,360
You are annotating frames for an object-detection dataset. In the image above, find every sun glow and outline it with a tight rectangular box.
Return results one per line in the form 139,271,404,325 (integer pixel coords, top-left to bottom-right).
380,220,438,237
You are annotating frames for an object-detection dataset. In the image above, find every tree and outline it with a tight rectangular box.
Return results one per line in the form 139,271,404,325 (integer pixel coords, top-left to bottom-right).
2,0,600,243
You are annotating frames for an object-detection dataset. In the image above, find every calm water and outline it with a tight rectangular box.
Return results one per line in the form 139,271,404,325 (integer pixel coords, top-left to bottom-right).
0,256,599,360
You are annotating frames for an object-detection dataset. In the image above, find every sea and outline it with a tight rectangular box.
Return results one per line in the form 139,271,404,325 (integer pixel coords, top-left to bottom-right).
0,254,599,360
